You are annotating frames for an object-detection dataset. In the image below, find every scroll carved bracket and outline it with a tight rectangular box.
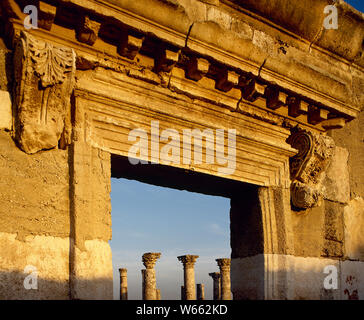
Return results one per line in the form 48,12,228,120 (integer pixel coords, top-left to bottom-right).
287,127,335,209
13,31,76,154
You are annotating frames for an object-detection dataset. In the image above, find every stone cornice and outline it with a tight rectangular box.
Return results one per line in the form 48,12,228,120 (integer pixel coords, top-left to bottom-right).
1,0,362,130
226,0,364,66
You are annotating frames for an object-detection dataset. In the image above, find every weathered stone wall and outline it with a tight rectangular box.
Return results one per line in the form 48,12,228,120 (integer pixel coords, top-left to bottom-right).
0,126,113,299
288,110,364,299
0,130,70,299
329,111,364,263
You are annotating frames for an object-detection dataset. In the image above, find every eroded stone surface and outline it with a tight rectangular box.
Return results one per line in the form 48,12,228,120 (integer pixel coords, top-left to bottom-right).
344,197,364,261
0,90,12,130
13,32,75,154
323,147,350,204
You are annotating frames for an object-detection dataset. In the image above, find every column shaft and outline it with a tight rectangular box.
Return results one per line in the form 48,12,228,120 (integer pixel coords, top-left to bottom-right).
209,272,221,300
144,268,157,300
197,284,204,300
141,269,146,300
142,252,161,301
216,259,231,300
184,266,196,300
119,268,128,300
178,255,199,301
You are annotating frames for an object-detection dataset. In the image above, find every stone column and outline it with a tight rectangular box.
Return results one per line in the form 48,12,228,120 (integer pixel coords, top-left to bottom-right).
177,255,199,300
197,284,204,300
208,272,221,300
216,258,231,300
141,269,146,300
142,252,161,300
156,289,161,300
181,286,185,300
119,268,128,300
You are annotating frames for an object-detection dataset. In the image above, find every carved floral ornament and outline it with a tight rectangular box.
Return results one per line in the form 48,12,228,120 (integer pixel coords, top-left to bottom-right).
177,255,199,267
13,31,75,154
287,128,335,209
216,258,231,271
142,252,161,269
28,33,75,88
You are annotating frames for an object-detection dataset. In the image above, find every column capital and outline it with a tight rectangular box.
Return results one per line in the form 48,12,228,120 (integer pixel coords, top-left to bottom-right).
142,252,161,269
208,272,221,280
216,258,231,271
119,268,127,275
177,255,199,267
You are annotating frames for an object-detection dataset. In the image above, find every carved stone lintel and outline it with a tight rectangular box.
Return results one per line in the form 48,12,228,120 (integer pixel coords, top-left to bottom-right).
13,31,75,154
142,252,161,269
186,57,209,81
215,70,239,92
77,16,101,46
118,33,144,60
38,1,57,31
287,128,334,209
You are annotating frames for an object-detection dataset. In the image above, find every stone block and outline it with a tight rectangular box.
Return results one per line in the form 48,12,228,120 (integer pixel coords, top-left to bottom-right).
324,201,344,242
292,204,325,258
206,7,232,30
323,146,350,204
0,90,12,130
231,19,253,40
344,197,364,261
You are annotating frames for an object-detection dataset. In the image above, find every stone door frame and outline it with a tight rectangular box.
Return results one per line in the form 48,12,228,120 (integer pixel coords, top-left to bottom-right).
69,66,297,299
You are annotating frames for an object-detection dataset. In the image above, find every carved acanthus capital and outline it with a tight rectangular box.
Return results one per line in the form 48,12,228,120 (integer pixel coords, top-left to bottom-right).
208,272,221,280
177,255,199,268
142,252,161,269
287,128,334,209
13,31,75,154
216,258,231,271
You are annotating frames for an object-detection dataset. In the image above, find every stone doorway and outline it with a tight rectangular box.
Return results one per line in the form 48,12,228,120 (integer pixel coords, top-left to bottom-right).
111,155,259,300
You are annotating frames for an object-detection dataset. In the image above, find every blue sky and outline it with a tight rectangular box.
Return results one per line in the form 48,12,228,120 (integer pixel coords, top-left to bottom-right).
346,0,364,12
110,178,230,300
109,0,363,301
